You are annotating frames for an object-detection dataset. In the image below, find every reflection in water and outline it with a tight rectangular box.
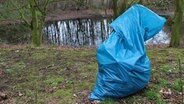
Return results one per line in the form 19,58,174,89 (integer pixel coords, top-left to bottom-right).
146,29,170,45
44,18,170,47
44,18,113,47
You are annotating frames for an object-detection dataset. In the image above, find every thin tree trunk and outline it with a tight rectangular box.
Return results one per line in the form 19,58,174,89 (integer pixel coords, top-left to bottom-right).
30,0,41,46
54,25,57,44
101,20,105,41
51,25,54,43
91,20,95,45
112,0,118,19
112,0,141,19
118,0,127,15
76,20,80,45
55,22,60,45
170,0,184,47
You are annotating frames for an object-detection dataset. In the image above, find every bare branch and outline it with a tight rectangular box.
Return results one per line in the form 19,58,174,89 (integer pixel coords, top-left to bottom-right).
9,0,31,27
43,0,51,15
33,0,44,15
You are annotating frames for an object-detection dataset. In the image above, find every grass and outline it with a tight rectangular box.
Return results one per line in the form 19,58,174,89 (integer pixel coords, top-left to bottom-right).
145,90,161,100
0,46,184,104
171,79,184,92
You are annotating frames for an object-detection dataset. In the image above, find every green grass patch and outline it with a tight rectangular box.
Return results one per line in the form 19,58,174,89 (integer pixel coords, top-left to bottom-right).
101,98,118,104
44,76,64,87
54,89,73,98
171,79,184,92
159,64,175,72
158,79,169,87
0,47,183,104
31,52,48,60
145,90,161,100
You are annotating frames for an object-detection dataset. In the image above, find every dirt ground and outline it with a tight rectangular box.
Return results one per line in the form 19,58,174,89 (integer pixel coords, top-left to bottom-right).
0,45,183,104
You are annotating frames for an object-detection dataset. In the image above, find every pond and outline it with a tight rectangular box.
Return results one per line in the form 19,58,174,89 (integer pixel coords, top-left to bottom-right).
44,18,170,47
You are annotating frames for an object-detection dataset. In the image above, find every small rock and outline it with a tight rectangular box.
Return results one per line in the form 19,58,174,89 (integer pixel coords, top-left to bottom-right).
73,94,77,97
15,50,20,53
18,92,23,97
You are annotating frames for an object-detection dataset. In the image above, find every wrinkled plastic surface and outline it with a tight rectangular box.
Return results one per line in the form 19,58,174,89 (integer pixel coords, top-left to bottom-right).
89,4,166,100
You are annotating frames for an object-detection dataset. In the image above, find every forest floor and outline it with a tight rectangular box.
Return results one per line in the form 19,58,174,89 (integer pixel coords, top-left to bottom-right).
0,45,184,104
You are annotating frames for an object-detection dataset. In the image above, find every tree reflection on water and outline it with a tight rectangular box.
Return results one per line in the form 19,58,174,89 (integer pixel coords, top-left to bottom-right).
44,18,170,47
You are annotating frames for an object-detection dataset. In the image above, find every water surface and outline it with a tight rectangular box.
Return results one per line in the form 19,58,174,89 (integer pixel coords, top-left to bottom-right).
44,18,170,47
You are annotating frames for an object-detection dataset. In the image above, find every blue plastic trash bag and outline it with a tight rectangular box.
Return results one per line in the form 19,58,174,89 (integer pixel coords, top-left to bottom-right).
89,4,166,101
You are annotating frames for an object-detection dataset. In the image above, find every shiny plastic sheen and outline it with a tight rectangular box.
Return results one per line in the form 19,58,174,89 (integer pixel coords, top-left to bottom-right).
89,4,166,100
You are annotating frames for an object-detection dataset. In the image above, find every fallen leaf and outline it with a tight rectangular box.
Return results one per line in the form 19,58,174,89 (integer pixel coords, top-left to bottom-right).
73,94,77,97
18,92,23,97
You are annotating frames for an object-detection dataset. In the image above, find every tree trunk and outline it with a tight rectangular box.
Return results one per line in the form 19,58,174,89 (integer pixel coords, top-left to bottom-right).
170,0,184,47
112,0,141,19
139,0,146,4
29,0,50,47
112,0,118,19
118,0,128,15
30,0,41,47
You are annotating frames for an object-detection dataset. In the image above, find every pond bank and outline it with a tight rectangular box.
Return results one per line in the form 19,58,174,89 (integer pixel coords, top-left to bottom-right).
46,9,113,22
0,8,175,26
0,9,113,26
